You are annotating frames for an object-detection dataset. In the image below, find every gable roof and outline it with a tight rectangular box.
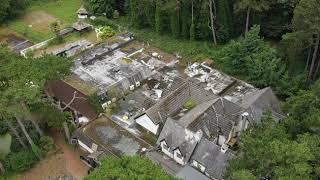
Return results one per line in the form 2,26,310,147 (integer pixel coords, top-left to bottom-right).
45,80,98,120
182,97,243,139
72,21,92,31
157,118,201,162
77,5,88,14
240,87,285,122
142,79,218,125
191,138,234,180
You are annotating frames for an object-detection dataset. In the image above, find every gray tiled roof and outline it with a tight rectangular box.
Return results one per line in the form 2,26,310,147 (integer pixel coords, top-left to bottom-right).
185,98,243,138
240,87,285,123
157,118,200,163
177,165,210,180
145,79,218,124
190,138,234,180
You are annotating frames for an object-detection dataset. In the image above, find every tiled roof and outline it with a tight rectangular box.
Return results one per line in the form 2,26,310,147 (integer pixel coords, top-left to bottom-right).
239,87,285,122
182,98,243,139
157,118,200,163
190,138,234,180
144,79,218,124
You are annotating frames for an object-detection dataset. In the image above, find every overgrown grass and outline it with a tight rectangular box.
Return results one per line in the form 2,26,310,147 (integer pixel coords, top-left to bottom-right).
114,17,221,61
7,0,81,42
29,0,81,24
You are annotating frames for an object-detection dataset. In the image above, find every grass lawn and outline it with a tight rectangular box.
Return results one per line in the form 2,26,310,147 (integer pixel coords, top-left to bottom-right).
7,0,81,43
0,134,12,157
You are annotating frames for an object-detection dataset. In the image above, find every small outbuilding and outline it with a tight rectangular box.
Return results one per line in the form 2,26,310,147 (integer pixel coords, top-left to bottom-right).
72,21,93,32
77,5,89,19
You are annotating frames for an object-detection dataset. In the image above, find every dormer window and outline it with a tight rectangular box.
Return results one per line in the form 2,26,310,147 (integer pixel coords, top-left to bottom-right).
161,140,169,150
176,152,182,159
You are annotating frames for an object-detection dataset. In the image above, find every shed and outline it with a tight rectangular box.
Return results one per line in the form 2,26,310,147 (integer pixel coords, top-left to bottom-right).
72,21,93,32
77,6,89,19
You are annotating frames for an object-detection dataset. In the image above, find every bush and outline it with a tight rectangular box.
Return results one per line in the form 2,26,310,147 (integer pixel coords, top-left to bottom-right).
88,93,104,113
91,17,117,29
38,136,54,154
0,121,9,135
98,26,115,40
183,98,196,110
4,148,38,172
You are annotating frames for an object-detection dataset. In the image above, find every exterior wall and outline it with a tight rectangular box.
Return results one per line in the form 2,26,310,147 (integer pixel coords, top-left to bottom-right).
136,114,159,135
191,160,206,173
78,140,94,153
173,149,185,165
78,14,88,19
160,141,173,158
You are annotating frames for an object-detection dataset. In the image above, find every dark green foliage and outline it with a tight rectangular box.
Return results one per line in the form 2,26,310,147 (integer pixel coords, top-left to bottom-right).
85,156,176,180
0,0,30,24
85,0,116,18
0,121,9,135
227,112,319,179
87,93,104,114
4,148,37,172
38,136,54,153
90,16,118,29
215,25,303,99
29,101,66,129
284,81,320,136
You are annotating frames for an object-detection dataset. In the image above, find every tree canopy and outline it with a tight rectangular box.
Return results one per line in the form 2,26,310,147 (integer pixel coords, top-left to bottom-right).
85,156,176,180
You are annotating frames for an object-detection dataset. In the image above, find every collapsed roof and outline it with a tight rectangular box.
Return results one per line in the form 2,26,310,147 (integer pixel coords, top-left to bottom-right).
142,79,218,125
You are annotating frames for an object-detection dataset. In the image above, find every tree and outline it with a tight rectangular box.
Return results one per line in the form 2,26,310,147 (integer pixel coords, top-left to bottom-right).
227,112,317,179
85,0,116,18
0,0,29,24
85,156,176,180
208,0,218,45
292,0,320,82
284,81,320,136
238,0,273,35
0,46,71,156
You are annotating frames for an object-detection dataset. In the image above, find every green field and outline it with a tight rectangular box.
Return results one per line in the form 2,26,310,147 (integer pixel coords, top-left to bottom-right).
8,0,81,42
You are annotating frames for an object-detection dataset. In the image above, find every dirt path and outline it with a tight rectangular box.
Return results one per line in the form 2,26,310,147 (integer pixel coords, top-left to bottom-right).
16,132,89,180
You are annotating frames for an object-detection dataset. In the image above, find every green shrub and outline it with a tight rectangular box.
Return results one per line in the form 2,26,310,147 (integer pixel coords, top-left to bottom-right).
98,26,115,40
183,98,196,110
4,148,38,172
0,121,9,135
88,93,104,113
91,17,117,29
38,136,54,154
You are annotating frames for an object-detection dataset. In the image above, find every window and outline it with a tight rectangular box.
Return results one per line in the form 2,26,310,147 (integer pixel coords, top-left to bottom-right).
176,151,182,159
161,141,169,150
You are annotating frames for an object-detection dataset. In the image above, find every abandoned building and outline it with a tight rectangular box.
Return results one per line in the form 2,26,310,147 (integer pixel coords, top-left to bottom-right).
72,115,152,159
135,79,217,135
45,80,98,124
72,21,93,32
77,5,89,19
72,34,177,101
52,40,93,57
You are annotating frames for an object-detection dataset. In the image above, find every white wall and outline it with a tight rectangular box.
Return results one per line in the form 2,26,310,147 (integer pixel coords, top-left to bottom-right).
173,149,185,165
78,140,94,153
161,141,173,158
136,114,159,135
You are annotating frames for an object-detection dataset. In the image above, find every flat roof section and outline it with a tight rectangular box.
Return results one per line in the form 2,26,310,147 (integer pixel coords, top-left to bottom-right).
81,116,151,156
